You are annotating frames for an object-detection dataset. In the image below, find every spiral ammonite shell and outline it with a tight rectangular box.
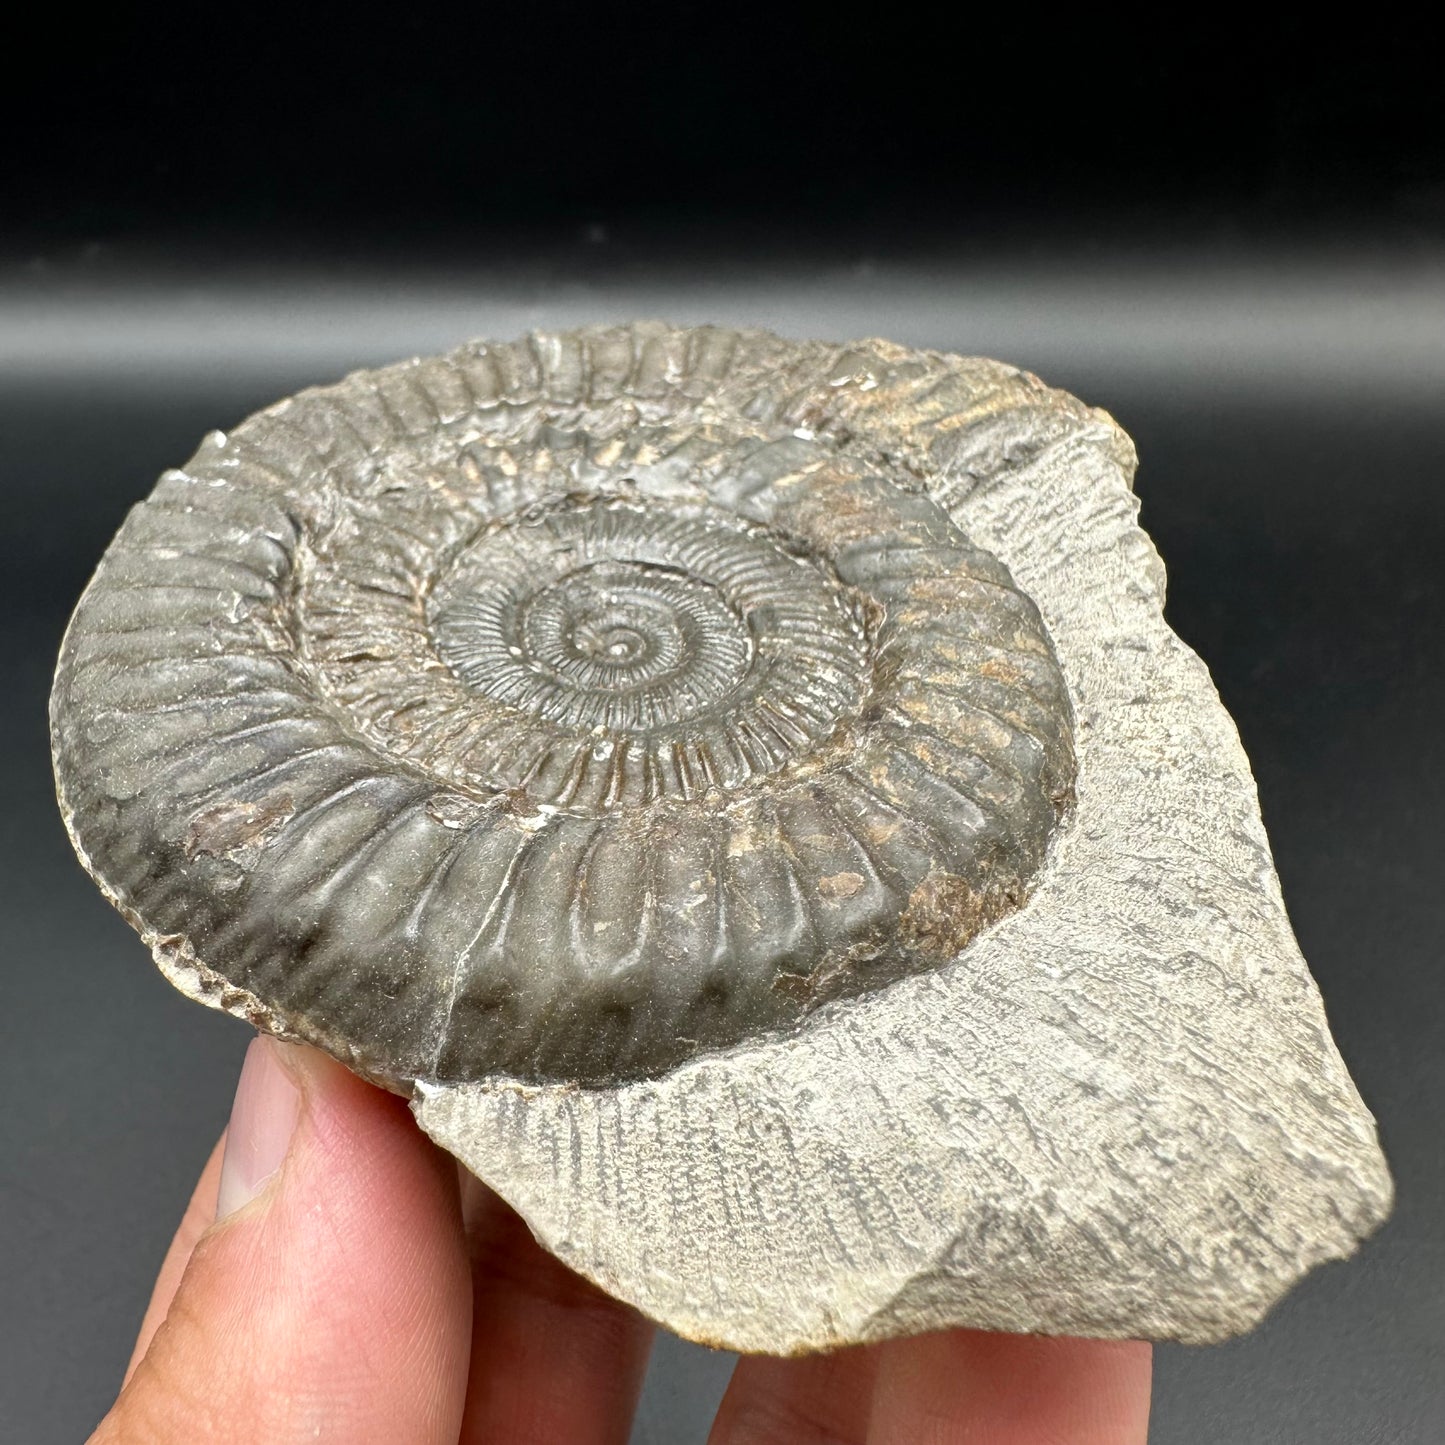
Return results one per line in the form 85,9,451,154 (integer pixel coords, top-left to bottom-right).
51,324,1077,1087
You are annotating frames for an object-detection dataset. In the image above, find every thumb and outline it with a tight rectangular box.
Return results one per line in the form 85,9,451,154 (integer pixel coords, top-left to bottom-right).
93,1038,472,1445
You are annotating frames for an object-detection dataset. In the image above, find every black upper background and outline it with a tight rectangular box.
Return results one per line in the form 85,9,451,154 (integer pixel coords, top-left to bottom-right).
5,10,1443,262
4,12,1443,1445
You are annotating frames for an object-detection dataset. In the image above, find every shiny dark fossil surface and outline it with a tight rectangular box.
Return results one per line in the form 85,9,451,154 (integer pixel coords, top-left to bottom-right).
51,324,1076,1087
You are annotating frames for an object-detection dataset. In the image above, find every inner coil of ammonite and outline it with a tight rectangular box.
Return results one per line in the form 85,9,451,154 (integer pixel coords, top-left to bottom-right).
302,494,874,811
50,325,1078,1087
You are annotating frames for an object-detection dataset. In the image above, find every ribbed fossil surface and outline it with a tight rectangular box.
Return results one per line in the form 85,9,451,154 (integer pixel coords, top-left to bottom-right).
51,324,1074,1087
52,325,1392,1350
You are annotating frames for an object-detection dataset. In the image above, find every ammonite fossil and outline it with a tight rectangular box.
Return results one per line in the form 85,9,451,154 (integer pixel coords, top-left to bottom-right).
52,324,1391,1351
51,326,1075,1087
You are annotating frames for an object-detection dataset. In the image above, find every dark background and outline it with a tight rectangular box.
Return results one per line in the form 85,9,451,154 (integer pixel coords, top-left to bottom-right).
3,11,1442,1442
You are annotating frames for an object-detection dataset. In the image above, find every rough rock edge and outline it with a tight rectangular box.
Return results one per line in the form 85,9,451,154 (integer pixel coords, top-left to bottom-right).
410,335,1392,1353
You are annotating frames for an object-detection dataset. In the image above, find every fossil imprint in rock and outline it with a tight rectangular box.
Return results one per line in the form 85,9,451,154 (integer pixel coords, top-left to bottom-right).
51,323,1392,1351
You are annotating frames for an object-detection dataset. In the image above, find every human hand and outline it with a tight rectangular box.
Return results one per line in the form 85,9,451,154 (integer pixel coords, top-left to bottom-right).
92,1036,1152,1443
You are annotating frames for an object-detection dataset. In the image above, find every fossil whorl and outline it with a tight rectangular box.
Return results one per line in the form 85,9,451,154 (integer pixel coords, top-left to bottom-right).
51,324,1077,1087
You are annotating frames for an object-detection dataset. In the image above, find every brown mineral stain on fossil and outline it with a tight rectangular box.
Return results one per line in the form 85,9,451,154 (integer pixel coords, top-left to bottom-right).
50,323,1077,1091
183,794,296,861
899,871,1025,962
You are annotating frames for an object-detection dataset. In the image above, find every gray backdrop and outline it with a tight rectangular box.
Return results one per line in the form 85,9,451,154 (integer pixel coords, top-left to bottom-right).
3,257,1441,1442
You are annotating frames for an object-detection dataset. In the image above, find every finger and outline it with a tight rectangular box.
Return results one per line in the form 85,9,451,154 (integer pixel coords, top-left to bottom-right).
457,1174,654,1445
867,1330,1151,1445
707,1344,880,1445
124,1131,227,1384
93,1037,473,1445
